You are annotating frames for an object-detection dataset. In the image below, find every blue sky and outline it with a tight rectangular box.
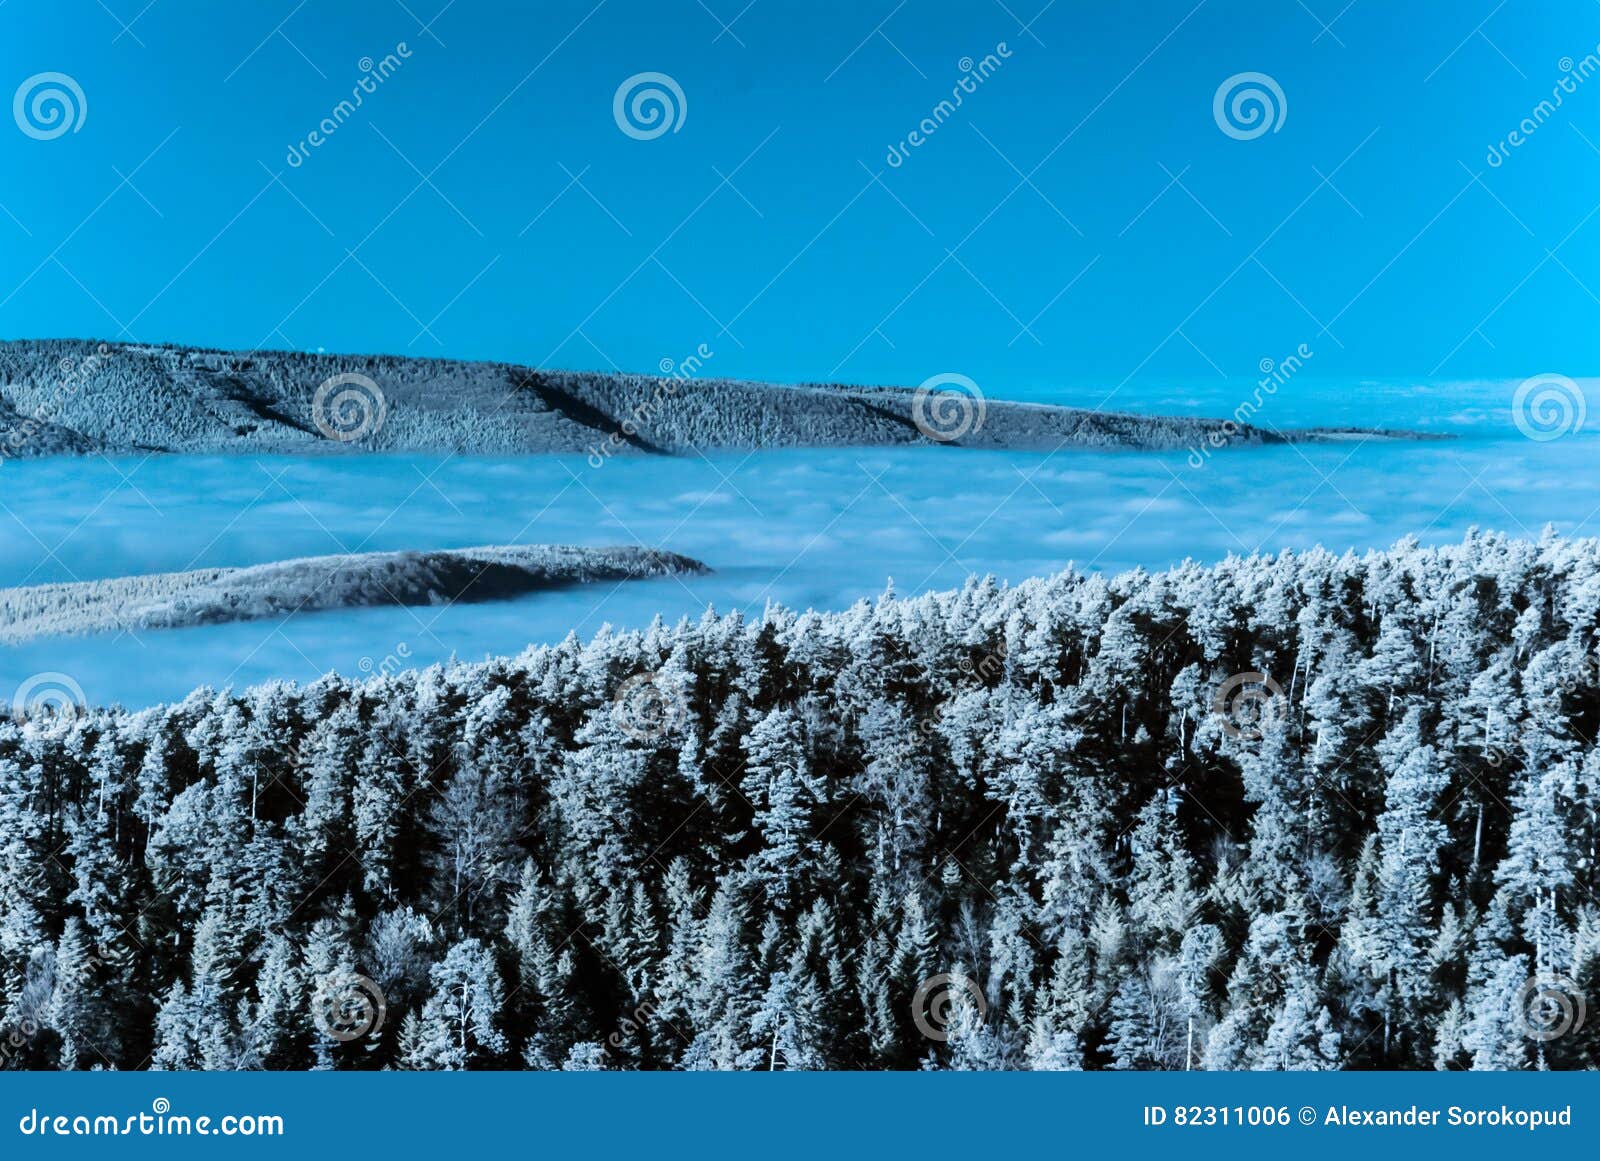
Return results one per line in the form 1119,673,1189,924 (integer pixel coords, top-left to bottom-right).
1,0,1597,397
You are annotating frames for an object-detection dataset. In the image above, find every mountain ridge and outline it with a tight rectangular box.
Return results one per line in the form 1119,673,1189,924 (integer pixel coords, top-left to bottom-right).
0,338,1447,459
0,543,708,642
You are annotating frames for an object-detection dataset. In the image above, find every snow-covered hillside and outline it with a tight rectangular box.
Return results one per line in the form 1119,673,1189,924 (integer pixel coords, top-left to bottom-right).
0,544,708,642
0,339,1441,458
1,531,1594,1069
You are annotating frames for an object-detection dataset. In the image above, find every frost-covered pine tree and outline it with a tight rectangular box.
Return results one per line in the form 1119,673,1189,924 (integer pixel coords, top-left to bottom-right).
402,939,507,1070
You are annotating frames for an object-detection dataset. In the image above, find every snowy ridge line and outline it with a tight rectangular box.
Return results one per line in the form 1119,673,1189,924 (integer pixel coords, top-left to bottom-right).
0,544,709,643
0,338,1448,458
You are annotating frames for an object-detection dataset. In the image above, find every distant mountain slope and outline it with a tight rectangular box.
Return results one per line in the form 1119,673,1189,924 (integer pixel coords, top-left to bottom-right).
0,339,1442,458
0,544,707,642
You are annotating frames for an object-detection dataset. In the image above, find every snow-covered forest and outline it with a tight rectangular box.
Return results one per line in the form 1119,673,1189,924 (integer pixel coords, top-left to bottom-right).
3,531,1597,1070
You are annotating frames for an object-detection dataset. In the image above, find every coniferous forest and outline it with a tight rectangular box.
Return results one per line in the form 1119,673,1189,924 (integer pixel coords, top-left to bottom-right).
3,531,1599,1071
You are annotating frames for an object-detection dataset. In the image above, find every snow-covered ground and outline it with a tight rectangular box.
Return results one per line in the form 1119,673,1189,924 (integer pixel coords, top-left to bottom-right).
1,376,1593,708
